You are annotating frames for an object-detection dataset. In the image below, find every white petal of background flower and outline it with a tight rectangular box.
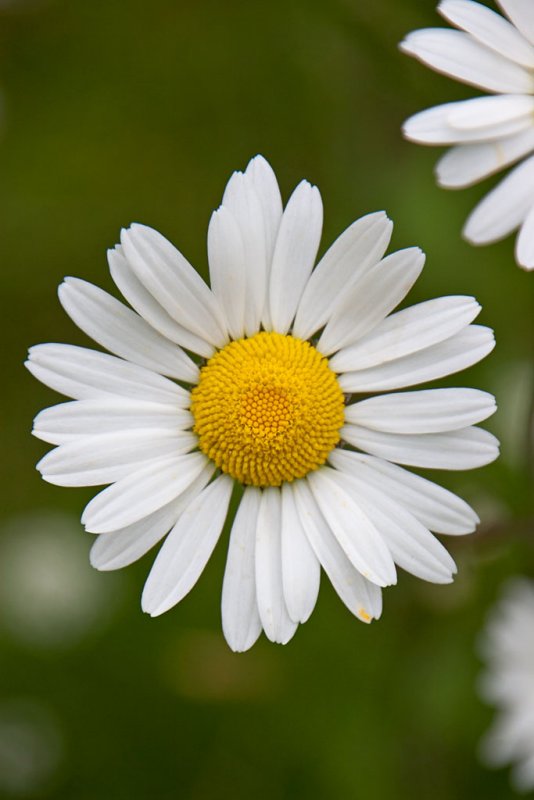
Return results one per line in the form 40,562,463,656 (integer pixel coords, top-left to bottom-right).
439,0,534,67
478,578,534,792
497,0,534,45
401,1,534,268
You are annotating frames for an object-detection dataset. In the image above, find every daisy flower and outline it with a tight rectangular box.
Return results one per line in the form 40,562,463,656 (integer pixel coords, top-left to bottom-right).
26,156,498,652
479,578,534,791
400,0,534,270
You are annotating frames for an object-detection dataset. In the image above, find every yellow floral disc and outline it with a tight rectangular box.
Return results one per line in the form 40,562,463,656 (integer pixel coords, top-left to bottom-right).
190,331,345,487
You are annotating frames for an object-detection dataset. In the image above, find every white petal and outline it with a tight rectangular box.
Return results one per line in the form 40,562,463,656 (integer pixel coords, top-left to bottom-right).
280,483,320,624
307,468,397,587
26,344,189,405
58,278,198,383
32,398,192,446
464,155,534,244
293,211,393,340
90,465,214,570
108,245,214,358
120,224,228,347
448,95,534,130
37,429,196,487
344,388,496,434
255,488,298,644
269,181,323,334
497,0,534,46
341,423,500,470
329,449,479,535
221,486,263,652
207,206,247,340
516,200,534,269
81,452,208,533
330,295,481,373
400,28,534,93
338,325,495,392
221,169,268,336
318,247,425,355
292,479,382,622
338,472,457,583
141,474,233,616
436,128,534,188
245,155,283,263
403,100,534,146
439,0,534,68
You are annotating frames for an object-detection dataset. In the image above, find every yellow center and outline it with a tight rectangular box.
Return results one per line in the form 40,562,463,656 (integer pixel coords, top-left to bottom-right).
190,331,345,487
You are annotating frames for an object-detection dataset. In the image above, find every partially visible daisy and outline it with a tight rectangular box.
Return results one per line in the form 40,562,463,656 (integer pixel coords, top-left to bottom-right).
400,0,534,270
479,578,534,791
26,156,498,652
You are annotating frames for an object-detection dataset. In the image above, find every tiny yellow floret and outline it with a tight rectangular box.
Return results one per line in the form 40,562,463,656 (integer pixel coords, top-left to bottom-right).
190,331,345,487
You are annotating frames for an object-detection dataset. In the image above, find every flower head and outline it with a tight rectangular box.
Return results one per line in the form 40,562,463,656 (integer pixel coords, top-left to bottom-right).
26,156,498,651
400,0,534,270
479,578,534,791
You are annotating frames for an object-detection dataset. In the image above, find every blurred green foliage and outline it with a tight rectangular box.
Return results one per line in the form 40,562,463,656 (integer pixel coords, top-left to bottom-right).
0,0,533,797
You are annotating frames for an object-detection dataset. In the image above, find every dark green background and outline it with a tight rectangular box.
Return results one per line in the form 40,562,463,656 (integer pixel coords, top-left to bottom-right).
1,0,533,797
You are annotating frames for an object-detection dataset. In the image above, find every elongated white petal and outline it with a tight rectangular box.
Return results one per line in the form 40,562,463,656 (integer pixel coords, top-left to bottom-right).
90,465,214,570
439,0,534,68
497,0,534,46
338,325,494,392
26,344,189,406
436,128,534,188
120,224,228,347
400,28,534,93
58,278,198,383
221,487,263,652
280,483,320,624
221,169,267,336
269,181,323,334
37,429,196,487
32,398,192,446
464,155,534,244
340,473,457,583
342,423,499,470
329,449,479,535
108,246,213,358
293,212,393,340
318,247,424,355
307,468,397,587
81,452,208,533
255,488,298,644
344,388,496,434
141,475,233,616
330,295,480,373
448,95,534,131
516,201,534,270
207,206,247,340
403,100,533,146
245,155,283,264
292,480,382,621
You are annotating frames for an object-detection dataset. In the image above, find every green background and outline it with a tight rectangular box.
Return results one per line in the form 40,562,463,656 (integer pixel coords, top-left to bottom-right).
1,0,533,797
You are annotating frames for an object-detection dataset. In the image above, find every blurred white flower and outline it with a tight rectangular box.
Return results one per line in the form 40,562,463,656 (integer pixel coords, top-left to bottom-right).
479,577,534,791
27,156,498,651
0,511,120,648
401,0,534,270
0,699,62,797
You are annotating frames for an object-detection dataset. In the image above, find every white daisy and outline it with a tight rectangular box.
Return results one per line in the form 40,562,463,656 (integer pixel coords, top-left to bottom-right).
26,155,499,652
400,0,534,270
479,578,534,791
